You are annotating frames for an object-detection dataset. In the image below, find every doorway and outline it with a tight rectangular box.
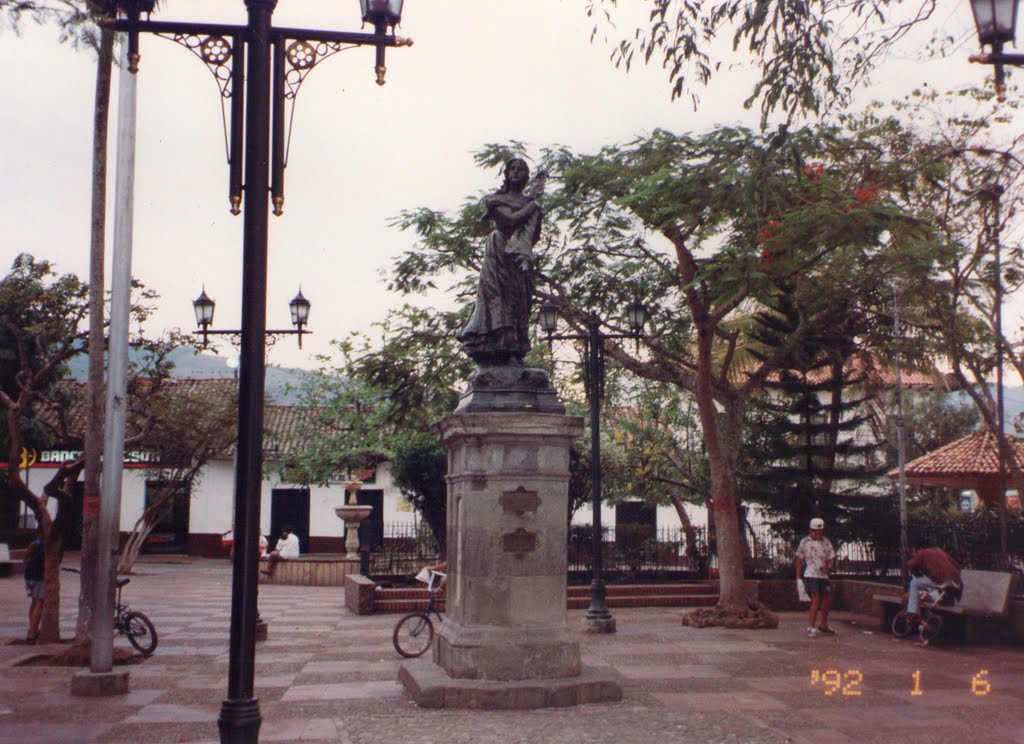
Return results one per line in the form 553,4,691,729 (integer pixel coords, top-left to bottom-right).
357,489,384,551
270,488,310,554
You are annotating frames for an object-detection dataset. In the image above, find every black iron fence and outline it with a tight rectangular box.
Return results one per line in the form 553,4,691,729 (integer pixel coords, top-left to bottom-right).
366,516,1023,582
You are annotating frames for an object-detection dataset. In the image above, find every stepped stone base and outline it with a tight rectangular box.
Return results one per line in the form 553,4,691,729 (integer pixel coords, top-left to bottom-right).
399,658,623,709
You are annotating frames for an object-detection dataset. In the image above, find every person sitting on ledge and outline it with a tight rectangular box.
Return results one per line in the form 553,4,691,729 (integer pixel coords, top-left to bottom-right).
262,525,299,576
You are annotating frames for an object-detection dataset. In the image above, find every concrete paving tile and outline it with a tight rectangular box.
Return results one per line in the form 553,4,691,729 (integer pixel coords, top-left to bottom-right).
0,723,114,744
303,660,398,673
117,688,166,706
652,691,789,711
260,717,343,741
281,680,403,701
616,663,728,679
123,703,219,723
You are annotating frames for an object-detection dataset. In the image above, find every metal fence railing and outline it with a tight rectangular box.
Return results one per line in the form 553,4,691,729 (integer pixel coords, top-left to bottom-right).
364,516,1023,582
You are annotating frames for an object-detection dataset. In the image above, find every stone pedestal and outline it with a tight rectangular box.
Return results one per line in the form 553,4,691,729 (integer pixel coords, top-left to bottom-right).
400,410,623,708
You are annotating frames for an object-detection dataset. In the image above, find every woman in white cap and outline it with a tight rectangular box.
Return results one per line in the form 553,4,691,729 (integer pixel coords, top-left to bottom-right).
795,517,836,637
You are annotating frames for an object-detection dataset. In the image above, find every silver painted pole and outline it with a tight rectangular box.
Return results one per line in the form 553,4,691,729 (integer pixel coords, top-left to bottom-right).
92,40,138,674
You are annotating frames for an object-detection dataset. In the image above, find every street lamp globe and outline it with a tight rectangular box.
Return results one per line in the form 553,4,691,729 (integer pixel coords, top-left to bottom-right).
289,289,311,327
360,0,404,26
971,0,1019,45
539,300,560,336
193,288,215,328
624,301,648,335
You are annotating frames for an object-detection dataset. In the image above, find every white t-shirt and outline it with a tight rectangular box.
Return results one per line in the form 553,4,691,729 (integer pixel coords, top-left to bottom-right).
276,533,300,559
795,535,835,579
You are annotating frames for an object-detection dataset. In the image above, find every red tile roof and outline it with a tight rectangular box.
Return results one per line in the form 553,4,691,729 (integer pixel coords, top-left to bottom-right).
889,430,1024,478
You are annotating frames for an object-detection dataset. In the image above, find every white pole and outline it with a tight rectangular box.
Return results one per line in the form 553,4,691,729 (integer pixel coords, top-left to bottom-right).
92,39,138,674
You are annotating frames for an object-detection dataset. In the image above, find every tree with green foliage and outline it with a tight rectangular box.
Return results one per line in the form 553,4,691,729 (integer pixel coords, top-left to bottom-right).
1,255,90,643
389,119,940,610
740,290,886,546
587,0,947,124
1,254,178,642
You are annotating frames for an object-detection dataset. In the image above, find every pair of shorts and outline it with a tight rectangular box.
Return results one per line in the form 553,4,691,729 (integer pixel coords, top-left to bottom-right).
25,580,44,600
802,577,830,595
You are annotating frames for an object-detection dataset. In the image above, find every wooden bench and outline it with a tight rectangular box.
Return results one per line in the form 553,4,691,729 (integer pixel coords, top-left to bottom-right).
873,569,1018,642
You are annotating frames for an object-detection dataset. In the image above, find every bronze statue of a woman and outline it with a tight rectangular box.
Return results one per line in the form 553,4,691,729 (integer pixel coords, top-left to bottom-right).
457,157,545,366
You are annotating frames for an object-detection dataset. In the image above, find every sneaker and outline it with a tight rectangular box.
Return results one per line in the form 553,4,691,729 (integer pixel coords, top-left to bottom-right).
818,626,837,635
807,627,817,637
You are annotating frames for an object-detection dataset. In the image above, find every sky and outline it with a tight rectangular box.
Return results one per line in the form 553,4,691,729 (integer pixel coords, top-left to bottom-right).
0,0,1009,372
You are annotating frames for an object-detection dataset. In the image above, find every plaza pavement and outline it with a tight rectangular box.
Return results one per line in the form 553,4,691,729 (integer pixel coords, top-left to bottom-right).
1,558,1023,744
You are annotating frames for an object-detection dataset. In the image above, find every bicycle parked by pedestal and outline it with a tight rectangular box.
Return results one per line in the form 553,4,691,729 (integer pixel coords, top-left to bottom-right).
392,570,445,658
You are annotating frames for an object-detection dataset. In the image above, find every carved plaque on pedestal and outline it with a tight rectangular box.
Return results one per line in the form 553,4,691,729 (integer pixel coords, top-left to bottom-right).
500,527,538,559
499,486,541,517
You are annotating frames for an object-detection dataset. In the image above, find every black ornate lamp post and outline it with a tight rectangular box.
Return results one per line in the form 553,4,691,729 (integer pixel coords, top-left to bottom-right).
539,299,647,633
969,0,1022,100
192,287,312,348
108,2,411,741
968,5,1017,558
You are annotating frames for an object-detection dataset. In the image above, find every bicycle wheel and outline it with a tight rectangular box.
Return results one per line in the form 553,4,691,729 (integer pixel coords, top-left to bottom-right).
891,611,915,638
125,611,158,655
919,614,943,643
393,612,434,658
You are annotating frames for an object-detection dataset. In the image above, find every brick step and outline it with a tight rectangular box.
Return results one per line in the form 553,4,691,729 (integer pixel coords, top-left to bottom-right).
374,583,715,603
371,585,720,614
375,598,446,614
567,583,716,598
567,594,718,609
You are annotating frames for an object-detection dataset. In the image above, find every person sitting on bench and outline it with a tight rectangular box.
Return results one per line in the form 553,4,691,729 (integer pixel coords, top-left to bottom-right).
905,545,962,618
262,525,300,576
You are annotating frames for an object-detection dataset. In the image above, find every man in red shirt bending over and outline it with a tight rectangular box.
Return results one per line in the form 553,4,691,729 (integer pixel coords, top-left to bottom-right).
905,546,962,617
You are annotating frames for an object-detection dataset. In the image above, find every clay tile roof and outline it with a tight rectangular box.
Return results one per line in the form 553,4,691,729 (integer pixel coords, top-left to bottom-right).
888,430,1024,479
49,378,313,460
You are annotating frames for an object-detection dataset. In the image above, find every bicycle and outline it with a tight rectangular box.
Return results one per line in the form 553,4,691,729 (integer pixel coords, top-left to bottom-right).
61,569,157,654
392,570,445,658
115,577,158,655
890,582,959,643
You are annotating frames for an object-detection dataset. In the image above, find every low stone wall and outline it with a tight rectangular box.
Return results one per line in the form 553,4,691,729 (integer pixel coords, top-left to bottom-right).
751,577,898,618
258,555,361,586
345,574,377,615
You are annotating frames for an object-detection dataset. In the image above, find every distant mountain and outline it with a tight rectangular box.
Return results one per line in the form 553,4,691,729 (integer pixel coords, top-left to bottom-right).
65,347,313,404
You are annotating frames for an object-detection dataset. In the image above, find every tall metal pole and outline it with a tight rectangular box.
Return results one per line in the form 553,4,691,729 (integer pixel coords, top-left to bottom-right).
991,187,1009,557
585,316,614,632
218,1,276,741
893,285,909,581
92,38,139,675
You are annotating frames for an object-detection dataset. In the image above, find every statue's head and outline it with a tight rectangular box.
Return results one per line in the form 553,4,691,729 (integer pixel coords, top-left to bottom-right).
502,158,530,192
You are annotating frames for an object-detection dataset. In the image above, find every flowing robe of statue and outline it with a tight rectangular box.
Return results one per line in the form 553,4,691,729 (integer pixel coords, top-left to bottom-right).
457,165,545,366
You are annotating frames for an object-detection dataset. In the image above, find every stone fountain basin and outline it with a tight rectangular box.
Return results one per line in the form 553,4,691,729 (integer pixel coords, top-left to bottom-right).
335,505,373,523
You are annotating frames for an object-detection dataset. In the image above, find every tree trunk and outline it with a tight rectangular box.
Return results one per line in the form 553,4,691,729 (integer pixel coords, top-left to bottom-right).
667,493,699,557
39,523,64,643
77,25,114,643
706,404,747,605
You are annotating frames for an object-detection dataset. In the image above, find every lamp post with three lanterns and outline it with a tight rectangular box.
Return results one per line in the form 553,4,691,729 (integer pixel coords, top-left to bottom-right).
106,2,411,741
538,299,647,633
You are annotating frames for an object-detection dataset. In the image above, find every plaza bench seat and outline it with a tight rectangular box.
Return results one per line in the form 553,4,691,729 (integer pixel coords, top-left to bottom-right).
873,569,1018,642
